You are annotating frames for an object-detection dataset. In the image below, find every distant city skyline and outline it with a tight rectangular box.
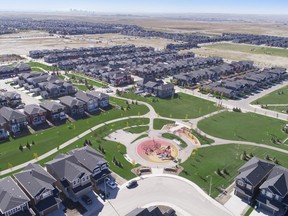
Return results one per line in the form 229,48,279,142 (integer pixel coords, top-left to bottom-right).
1,0,288,15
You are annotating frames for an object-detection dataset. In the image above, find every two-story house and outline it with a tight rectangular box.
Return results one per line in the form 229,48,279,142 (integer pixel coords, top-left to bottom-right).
0,107,28,134
154,83,175,98
256,166,288,216
46,154,92,198
4,92,22,107
0,115,9,140
75,91,99,113
0,176,32,216
0,93,8,108
39,101,66,122
14,164,62,216
69,146,111,185
86,91,109,108
234,157,274,203
24,104,47,126
59,96,85,117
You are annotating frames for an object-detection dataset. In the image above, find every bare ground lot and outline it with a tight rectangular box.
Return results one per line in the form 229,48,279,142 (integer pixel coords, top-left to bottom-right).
0,31,177,55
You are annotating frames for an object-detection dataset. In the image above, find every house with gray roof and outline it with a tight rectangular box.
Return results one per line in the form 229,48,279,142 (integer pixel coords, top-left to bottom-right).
0,93,7,108
14,164,61,216
154,83,175,98
69,146,110,185
0,176,32,216
86,91,109,108
3,92,21,108
75,90,99,113
0,66,15,79
24,104,47,126
39,101,66,122
256,166,288,215
0,107,28,134
59,96,85,117
235,157,275,203
45,154,92,198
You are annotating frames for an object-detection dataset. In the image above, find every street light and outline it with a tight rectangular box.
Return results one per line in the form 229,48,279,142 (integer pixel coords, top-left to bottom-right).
206,175,212,196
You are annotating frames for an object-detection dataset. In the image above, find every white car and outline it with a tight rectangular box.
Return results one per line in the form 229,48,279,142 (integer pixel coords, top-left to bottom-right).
105,178,117,189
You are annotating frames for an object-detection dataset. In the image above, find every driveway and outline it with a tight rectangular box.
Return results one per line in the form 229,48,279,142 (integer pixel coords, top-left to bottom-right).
99,174,233,216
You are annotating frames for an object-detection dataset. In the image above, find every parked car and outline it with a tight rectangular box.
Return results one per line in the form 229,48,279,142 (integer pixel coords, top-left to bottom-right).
126,180,138,189
81,194,92,205
106,89,113,93
15,104,25,109
105,177,117,189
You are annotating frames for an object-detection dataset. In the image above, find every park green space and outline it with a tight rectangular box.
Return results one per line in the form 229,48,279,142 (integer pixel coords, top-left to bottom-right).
198,111,288,146
161,133,187,148
0,98,149,173
75,84,89,91
67,73,104,87
252,85,288,105
203,43,288,58
153,119,175,130
124,126,149,134
27,62,58,71
180,144,288,198
191,129,214,145
122,92,220,119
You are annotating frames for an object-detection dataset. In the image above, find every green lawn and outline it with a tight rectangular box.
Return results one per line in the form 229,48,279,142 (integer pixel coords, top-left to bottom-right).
75,84,89,91
131,134,149,143
204,43,288,58
153,119,175,130
191,129,214,145
161,133,187,148
36,118,149,180
180,144,288,198
265,106,288,114
67,73,104,87
0,98,149,172
252,86,288,105
198,112,288,147
27,62,58,71
122,92,220,119
124,126,149,134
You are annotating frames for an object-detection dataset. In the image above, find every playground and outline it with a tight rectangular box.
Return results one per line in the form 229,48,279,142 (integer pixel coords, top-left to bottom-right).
137,138,179,163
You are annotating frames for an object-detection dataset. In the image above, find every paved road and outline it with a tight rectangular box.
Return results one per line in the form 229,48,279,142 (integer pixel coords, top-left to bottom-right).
100,174,233,216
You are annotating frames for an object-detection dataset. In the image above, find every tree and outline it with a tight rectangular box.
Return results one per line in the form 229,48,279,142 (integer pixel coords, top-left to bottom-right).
7,163,13,169
32,140,35,145
33,153,38,160
19,144,23,152
26,143,31,150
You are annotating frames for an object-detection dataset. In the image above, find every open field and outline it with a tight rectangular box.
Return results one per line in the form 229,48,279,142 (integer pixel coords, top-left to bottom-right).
153,119,175,130
122,92,220,119
124,126,149,134
180,144,288,198
203,43,288,58
0,98,149,172
0,30,176,55
252,85,288,104
198,112,288,146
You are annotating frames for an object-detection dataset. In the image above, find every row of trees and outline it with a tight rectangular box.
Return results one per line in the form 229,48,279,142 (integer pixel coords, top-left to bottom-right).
19,141,35,152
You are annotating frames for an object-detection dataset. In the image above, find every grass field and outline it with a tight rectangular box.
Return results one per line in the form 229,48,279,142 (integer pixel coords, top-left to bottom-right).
198,112,288,146
252,86,288,105
204,43,288,58
124,126,149,134
180,144,288,198
161,133,187,148
0,98,149,172
153,119,175,130
191,129,214,145
75,84,89,91
122,92,220,119
131,134,149,143
27,62,58,71
67,73,104,87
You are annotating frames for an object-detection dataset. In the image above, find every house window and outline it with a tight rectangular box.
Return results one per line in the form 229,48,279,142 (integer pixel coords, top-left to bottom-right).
237,180,244,187
246,184,252,190
73,181,76,185
266,191,273,198
275,195,280,200
86,176,89,180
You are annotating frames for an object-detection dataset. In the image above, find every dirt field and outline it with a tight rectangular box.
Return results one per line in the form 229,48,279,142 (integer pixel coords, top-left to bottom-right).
191,47,288,68
0,31,177,55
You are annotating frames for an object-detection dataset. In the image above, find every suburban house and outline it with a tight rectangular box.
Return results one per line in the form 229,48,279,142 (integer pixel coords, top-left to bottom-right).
86,91,109,108
4,92,22,107
75,90,99,113
14,63,31,73
127,206,176,216
59,96,85,117
0,115,8,140
234,157,275,203
0,176,32,216
138,79,175,98
0,93,8,107
14,164,62,216
39,101,66,122
69,146,111,185
0,107,28,134
154,83,175,98
256,166,288,215
24,104,47,126
45,154,92,198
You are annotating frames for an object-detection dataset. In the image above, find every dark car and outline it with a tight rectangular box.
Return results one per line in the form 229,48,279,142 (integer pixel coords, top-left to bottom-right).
81,194,92,205
126,180,138,189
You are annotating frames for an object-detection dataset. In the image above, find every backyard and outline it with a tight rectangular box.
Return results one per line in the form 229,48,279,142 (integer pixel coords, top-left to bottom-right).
198,111,288,146
0,98,149,173
122,92,220,119
180,144,288,198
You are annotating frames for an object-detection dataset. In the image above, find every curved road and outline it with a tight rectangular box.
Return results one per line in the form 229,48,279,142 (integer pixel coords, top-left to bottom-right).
100,174,233,216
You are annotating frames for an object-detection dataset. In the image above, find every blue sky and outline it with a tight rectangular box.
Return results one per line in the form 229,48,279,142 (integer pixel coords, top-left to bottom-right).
1,0,288,14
